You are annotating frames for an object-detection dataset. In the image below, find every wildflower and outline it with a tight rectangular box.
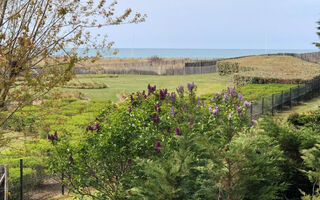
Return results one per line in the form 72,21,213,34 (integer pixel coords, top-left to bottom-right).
189,119,194,128
197,98,201,106
48,131,58,141
142,90,147,98
236,105,242,114
228,111,233,120
238,93,243,101
159,89,168,100
212,107,219,115
155,141,161,153
95,117,99,121
94,123,100,131
171,106,175,116
151,113,160,124
208,105,213,111
230,87,237,98
177,85,184,93
224,92,228,99
170,92,176,103
175,127,182,136
87,125,94,131
167,127,172,133
243,101,252,108
154,103,161,112
127,159,132,164
187,82,195,91
128,106,132,113
251,116,257,126
148,84,156,95
69,155,74,164
181,105,187,111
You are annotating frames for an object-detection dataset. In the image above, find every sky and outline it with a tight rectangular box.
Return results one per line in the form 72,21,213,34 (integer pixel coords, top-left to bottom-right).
102,0,320,49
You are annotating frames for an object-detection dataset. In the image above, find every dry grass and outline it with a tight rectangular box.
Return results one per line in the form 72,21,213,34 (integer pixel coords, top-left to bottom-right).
224,55,320,81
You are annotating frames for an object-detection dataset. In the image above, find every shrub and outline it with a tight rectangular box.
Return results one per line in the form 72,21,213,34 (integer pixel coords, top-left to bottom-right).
217,62,239,75
48,84,287,199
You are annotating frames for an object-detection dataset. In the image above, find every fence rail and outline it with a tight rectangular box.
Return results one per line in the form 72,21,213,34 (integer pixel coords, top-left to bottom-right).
250,77,320,117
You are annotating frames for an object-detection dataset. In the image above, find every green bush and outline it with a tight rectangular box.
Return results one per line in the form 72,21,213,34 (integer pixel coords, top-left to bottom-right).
48,85,286,199
217,62,240,75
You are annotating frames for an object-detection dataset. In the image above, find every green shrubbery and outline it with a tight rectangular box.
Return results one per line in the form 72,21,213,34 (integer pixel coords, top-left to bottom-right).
217,62,240,75
48,84,292,199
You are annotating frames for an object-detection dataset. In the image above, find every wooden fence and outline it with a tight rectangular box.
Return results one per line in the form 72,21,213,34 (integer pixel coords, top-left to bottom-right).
0,165,8,200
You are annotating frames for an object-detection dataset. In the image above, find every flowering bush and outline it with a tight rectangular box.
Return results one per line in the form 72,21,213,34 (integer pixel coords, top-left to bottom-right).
48,84,285,199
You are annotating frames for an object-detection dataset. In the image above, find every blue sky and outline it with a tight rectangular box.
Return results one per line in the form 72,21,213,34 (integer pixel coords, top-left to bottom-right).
103,0,320,49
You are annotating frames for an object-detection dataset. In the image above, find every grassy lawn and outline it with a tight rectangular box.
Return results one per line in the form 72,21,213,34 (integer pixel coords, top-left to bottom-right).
238,83,297,101
61,73,233,102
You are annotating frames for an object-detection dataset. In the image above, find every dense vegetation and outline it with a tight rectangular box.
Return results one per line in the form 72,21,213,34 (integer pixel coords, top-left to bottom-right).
43,83,320,199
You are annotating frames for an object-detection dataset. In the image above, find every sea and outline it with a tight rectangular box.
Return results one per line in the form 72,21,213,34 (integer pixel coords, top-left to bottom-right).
82,48,318,59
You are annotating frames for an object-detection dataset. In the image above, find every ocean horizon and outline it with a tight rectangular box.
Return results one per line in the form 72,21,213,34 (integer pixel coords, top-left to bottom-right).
81,48,318,59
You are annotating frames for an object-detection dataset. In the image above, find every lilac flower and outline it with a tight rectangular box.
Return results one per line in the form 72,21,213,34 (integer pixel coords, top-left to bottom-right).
94,123,100,131
148,84,156,95
187,82,195,91
251,116,257,126
197,98,201,106
154,103,161,112
159,89,168,100
171,106,175,116
228,111,233,120
238,93,243,101
155,141,161,153
87,125,94,131
177,85,184,93
151,113,160,124
189,119,194,128
230,87,237,98
128,106,132,113
48,131,58,142
224,92,229,99
212,107,219,115
243,101,252,108
236,105,242,114
170,92,176,103
175,127,182,136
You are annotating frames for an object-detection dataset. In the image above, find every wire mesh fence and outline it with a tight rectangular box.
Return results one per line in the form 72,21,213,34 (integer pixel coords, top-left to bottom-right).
249,77,320,117
0,155,64,200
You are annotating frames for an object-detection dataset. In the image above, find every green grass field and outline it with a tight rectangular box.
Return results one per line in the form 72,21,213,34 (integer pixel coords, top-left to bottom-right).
61,73,233,102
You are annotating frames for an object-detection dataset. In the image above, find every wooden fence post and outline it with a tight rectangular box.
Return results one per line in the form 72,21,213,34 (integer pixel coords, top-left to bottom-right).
4,165,8,200
280,91,284,110
62,172,65,195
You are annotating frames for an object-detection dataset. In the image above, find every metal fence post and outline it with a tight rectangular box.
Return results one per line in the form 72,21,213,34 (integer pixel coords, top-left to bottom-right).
20,159,23,200
62,172,65,195
289,88,292,108
280,91,284,110
271,94,274,116
261,98,264,114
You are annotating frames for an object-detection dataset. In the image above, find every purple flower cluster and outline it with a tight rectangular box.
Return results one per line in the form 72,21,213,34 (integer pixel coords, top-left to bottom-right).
236,105,242,114
88,123,100,131
148,84,156,95
151,113,160,124
159,89,168,100
238,93,243,101
189,119,194,128
171,106,175,116
69,155,74,164
243,101,252,108
170,92,176,103
177,85,184,93
175,127,182,136
212,106,219,115
128,106,132,113
154,103,161,112
187,82,195,91
48,131,58,141
155,141,161,153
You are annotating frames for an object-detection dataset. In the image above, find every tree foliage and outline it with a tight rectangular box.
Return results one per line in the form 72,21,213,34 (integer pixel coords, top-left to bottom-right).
0,0,145,127
315,20,320,49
